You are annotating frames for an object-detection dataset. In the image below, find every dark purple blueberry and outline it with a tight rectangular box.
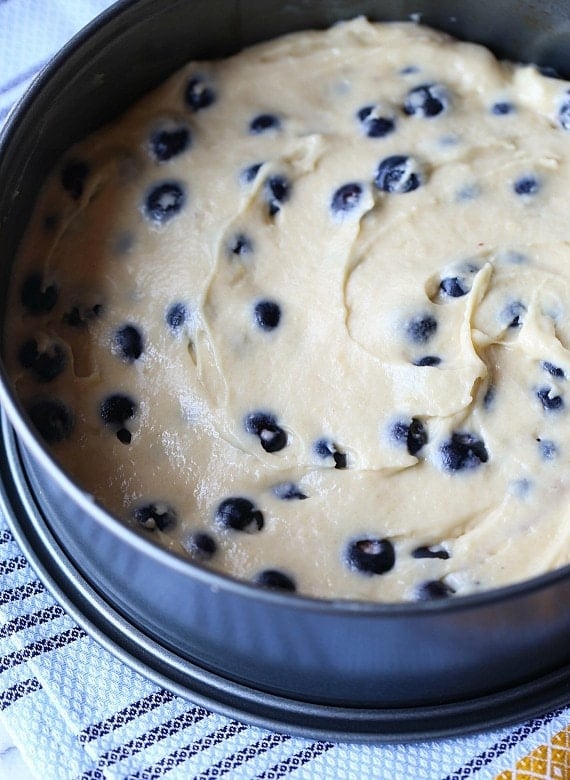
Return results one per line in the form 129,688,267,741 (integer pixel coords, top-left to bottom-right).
375,155,423,193
144,181,186,223
330,183,363,216
63,303,103,328
537,386,564,411
60,159,89,199
415,579,455,600
18,339,66,383
245,412,287,453
28,399,73,443
357,106,396,138
502,301,526,328
558,90,570,129
314,438,347,469
249,114,281,134
403,84,449,118
513,176,540,196
405,313,437,344
186,531,217,561
440,277,469,298
134,503,177,532
241,162,263,183
412,545,450,560
541,361,565,379
149,126,191,162
254,300,281,331
20,273,58,314
537,438,557,460
116,428,132,445
272,482,308,500
113,325,143,362
229,233,253,256
413,355,441,367
440,432,488,472
166,302,188,332
264,175,291,216
346,538,396,576
215,497,264,532
184,75,216,111
100,394,136,426
391,418,427,456
253,569,296,592
491,101,514,115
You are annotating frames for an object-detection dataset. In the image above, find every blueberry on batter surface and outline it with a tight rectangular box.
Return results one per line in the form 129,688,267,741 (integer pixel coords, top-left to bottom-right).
134,503,177,532
28,399,74,443
403,83,449,117
253,569,296,591
20,273,58,314
440,433,488,472
245,412,287,453
346,538,396,576
144,181,186,223
374,155,424,193
215,497,264,532
18,339,66,383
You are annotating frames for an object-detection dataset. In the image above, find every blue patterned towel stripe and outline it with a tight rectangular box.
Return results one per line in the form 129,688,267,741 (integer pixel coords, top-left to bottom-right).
1,4,569,779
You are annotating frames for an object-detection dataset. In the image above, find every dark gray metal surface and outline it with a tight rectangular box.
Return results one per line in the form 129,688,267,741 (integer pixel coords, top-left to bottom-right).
0,0,569,729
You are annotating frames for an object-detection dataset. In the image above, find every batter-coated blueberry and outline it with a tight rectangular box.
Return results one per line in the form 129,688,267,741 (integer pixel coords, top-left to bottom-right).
440,432,488,471
357,105,396,138
113,324,144,361
440,277,469,297
61,159,89,199
28,399,73,443
215,497,264,532
144,181,186,223
245,412,287,453
558,90,570,129
249,114,281,134
166,303,188,331
264,175,291,216
100,393,136,426
134,503,177,531
415,579,455,599
491,101,514,115
185,75,216,111
392,417,428,456
253,569,296,591
537,386,564,411
21,273,58,314
413,355,441,366
186,531,217,560
330,183,363,216
150,126,191,162
254,300,281,331
18,338,66,383
229,233,253,256
405,313,438,344
412,545,450,560
403,83,449,117
272,482,308,500
315,438,347,469
542,361,565,379
513,176,540,196
375,155,424,193
346,537,396,575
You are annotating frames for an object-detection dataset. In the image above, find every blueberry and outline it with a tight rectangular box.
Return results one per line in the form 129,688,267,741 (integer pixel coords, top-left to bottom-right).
149,126,190,162
241,162,263,183
413,355,441,367
314,438,347,469
63,303,103,327
375,155,423,193
412,546,450,560
483,386,495,409
184,75,216,111
61,159,89,199
440,432,488,472
254,300,281,331
440,277,469,297
537,386,564,411
415,579,455,600
356,106,396,138
185,531,217,561
558,90,570,130
166,303,188,332
405,313,437,344
403,84,449,118
264,175,291,216
215,497,264,532
491,101,514,115
116,429,132,445
513,176,540,196
134,503,177,532
541,360,565,378
18,339,66,383
245,412,287,453
272,482,308,500
537,438,557,459
346,538,396,576
330,183,363,216
28,399,73,443
100,394,136,426
249,114,280,134
392,418,428,456
113,324,143,361
253,569,296,592
229,233,253,256
502,301,526,328
20,273,58,314
144,181,186,223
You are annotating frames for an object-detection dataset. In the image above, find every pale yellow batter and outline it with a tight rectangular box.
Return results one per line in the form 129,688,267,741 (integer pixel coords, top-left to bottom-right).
6,18,570,601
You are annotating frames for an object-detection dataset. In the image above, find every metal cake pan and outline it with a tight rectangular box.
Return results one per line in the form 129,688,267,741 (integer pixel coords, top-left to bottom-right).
0,0,569,738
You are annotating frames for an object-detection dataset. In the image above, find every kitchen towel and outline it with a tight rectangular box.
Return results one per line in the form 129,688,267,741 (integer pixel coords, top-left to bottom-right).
1,2,569,778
